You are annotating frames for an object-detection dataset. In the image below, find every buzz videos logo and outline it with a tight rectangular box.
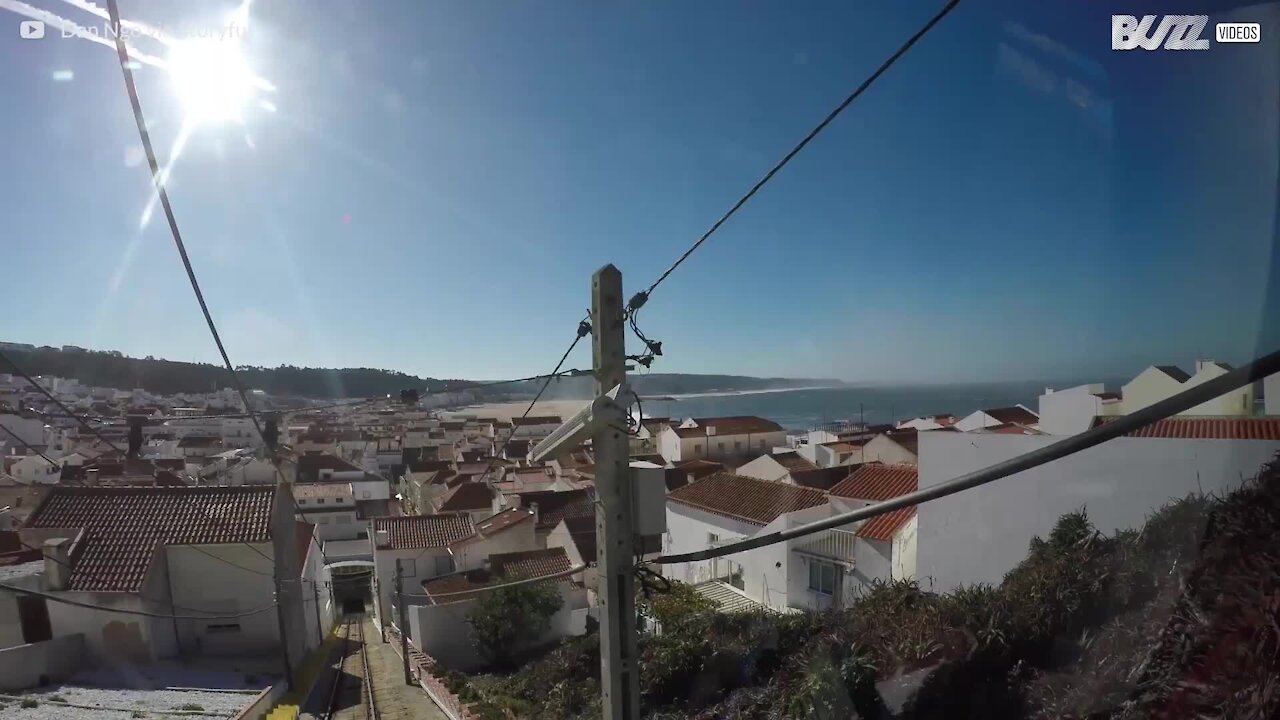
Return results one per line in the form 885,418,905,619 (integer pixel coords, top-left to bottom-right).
1112,15,1261,50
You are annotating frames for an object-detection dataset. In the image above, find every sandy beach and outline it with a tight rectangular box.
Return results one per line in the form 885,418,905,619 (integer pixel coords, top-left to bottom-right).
445,399,589,422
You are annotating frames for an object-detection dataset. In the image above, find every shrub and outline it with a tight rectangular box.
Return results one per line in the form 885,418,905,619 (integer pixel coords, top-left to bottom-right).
467,580,563,669
21,699,39,708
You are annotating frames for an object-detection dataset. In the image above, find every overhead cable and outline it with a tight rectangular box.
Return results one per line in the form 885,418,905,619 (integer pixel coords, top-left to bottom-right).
651,345,1280,565
630,0,961,310
0,581,279,620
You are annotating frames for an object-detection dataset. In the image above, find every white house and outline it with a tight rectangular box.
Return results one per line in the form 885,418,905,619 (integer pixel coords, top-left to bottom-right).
1120,365,1192,414
8,454,61,485
862,430,920,465
294,483,360,542
1117,360,1265,417
735,451,819,484
954,405,1040,432
1181,360,1255,415
657,416,787,464
896,414,958,431
370,513,477,633
1038,383,1123,435
17,485,311,669
826,464,919,590
916,417,1280,592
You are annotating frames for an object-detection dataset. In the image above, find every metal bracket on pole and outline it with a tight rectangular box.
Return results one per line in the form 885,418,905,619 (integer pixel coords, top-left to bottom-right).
592,265,640,720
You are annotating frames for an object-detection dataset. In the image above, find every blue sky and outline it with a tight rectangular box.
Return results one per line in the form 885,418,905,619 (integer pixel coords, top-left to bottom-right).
2,0,1276,384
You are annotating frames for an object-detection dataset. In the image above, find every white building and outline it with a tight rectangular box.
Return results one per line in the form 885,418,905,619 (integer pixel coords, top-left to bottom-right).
17,485,312,669
370,514,477,632
1038,383,1123,435
8,454,61,485
916,417,1280,592
657,416,787,464
954,405,1040,432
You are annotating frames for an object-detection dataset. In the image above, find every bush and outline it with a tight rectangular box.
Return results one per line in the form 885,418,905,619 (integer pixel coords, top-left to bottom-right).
21,699,39,708
467,580,563,669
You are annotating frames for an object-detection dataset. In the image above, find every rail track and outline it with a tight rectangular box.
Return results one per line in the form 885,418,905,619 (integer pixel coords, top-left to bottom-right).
325,614,379,720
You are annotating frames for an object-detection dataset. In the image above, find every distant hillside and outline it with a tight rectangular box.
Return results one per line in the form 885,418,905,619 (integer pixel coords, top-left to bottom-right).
0,345,838,401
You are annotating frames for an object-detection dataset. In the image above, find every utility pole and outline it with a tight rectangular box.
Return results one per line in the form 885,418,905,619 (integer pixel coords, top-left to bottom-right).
592,265,640,720
272,581,295,691
395,561,412,685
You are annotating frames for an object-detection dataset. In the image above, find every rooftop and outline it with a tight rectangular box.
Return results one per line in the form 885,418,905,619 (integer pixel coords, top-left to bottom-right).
672,415,785,438
829,463,918,501
667,472,827,526
421,547,573,604
983,406,1040,425
23,486,275,592
1092,416,1280,440
373,513,475,549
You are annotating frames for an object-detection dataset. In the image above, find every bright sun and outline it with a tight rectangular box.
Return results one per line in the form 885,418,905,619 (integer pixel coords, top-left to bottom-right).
166,38,258,125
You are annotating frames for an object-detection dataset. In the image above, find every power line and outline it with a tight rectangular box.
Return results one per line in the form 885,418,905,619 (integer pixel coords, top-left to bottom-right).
411,328,588,564
631,0,961,309
650,345,1280,565
17,540,276,615
0,349,128,457
0,422,59,467
400,563,588,600
0,581,278,620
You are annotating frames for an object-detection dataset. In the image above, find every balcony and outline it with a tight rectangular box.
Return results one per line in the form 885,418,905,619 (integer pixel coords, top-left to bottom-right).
791,528,857,565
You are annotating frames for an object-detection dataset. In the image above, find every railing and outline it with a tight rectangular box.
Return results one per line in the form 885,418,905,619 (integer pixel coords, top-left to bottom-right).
790,528,858,564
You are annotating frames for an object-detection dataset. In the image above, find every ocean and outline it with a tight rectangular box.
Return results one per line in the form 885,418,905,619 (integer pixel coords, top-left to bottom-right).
642,380,1066,432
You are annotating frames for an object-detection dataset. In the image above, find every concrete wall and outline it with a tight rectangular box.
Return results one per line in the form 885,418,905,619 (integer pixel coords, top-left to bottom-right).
1268,373,1280,415
1121,367,1186,414
406,583,585,672
45,589,164,665
892,514,918,581
1183,363,1255,415
735,455,789,483
1038,384,1105,436
372,547,455,630
917,431,1280,592
167,544,281,657
0,633,85,691
452,522,537,572
863,435,916,465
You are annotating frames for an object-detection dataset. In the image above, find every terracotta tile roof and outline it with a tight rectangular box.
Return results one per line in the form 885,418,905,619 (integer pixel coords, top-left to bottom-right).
435,482,493,513
667,472,827,526
294,483,352,500
829,464,918,501
772,452,818,473
882,429,919,455
422,547,573,604
672,416,784,439
1093,416,1280,440
789,466,850,491
468,507,534,538
984,406,1040,425
373,513,475,549
557,514,597,560
515,488,596,530
23,486,275,592
856,507,916,541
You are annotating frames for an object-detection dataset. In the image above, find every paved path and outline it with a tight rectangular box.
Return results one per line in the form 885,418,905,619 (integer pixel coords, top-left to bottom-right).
360,619,450,720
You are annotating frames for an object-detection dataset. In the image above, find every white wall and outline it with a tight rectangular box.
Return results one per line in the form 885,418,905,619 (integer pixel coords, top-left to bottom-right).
863,435,916,465
0,634,85,691
1121,367,1186,414
167,544,282,657
917,431,1280,592
892,514,918,581
735,455,789,483
1183,363,1255,415
372,547,456,631
1267,373,1280,415
1038,384,1106,436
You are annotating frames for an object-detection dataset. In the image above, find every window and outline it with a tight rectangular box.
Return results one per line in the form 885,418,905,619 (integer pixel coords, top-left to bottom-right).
362,490,372,499
693,443,702,456
758,438,765,447
718,442,725,453
734,440,741,451
809,562,836,595
707,532,719,545
316,498,326,504
206,623,241,634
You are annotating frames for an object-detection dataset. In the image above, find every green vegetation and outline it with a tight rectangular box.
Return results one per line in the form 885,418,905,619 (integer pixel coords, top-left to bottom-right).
468,581,564,669
452,455,1280,719
20,699,38,708
131,711,147,718
177,703,205,712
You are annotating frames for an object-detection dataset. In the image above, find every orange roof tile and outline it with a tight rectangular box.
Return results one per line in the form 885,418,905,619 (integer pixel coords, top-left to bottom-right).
667,472,826,526
23,486,275,592
856,507,916,541
1094,416,1280,440
373,513,475,549
829,464,918,501
422,547,572,604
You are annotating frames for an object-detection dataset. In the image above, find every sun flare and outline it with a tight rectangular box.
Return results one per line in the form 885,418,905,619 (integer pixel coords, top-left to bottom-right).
165,38,258,125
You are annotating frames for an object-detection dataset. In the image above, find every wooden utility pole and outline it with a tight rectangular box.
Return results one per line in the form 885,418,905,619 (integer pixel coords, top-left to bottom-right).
592,265,640,720
395,561,412,685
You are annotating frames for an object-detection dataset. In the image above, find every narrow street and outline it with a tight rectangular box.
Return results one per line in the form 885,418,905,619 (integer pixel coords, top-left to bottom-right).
307,616,449,720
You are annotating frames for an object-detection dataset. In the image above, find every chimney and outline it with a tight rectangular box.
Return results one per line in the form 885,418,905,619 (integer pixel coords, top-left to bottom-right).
529,502,539,525
43,537,72,591
85,468,99,486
